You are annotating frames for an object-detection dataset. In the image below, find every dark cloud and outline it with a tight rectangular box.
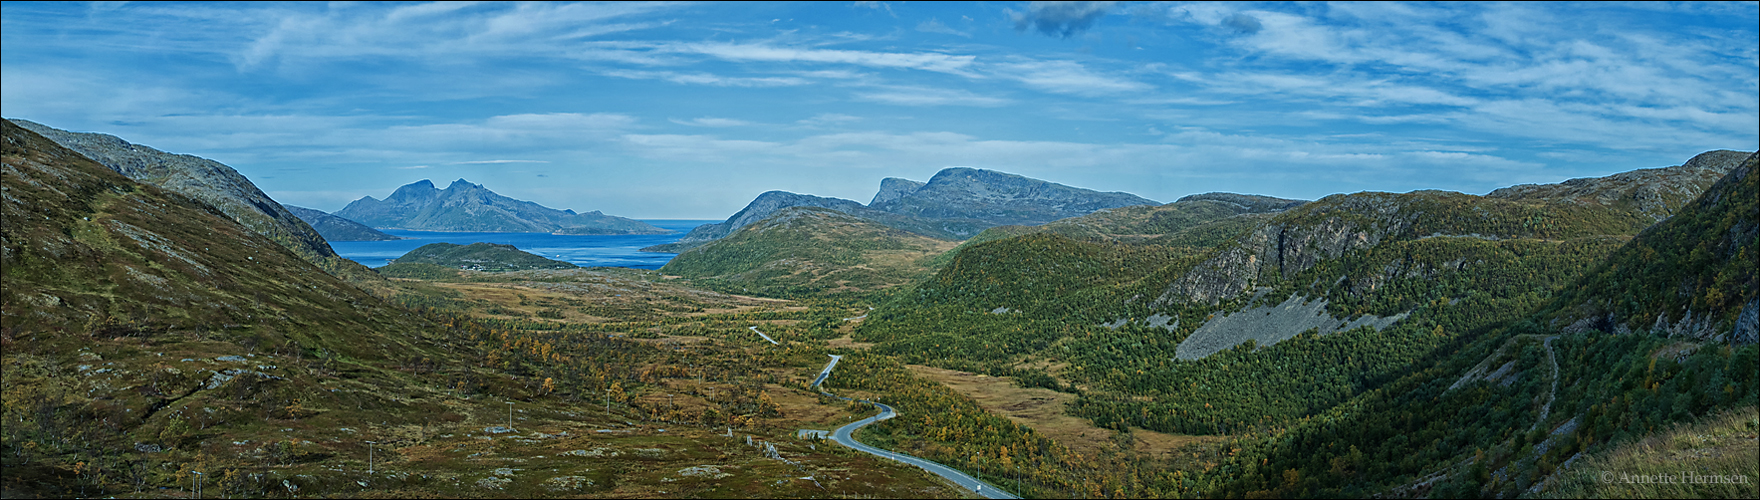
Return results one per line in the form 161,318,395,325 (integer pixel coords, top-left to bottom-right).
1011,1,1117,39
1223,13,1263,34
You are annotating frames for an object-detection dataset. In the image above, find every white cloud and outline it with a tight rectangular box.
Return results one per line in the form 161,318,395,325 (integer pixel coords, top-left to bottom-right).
601,69,811,87
916,18,970,38
670,117,754,127
853,86,1013,107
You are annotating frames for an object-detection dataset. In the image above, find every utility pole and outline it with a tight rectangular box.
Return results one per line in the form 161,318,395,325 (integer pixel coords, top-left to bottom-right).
365,441,376,475
506,401,515,431
192,471,203,499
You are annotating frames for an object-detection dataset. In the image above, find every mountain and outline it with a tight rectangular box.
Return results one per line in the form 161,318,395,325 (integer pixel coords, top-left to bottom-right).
660,206,959,296
10,119,359,275
4,119,943,498
643,191,872,252
286,205,402,241
869,167,1160,224
854,150,1747,444
390,242,577,272
335,179,670,234
1155,152,1747,307
645,167,1160,253
1214,153,1759,499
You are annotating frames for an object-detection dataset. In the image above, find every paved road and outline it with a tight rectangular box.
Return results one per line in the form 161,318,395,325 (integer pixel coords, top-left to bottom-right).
807,355,1020,499
748,326,780,345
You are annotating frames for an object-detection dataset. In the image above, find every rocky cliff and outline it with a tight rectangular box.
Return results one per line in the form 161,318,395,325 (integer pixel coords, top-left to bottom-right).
335,179,670,234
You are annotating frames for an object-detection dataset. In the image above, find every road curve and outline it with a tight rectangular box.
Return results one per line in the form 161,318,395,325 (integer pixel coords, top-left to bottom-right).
808,356,1020,499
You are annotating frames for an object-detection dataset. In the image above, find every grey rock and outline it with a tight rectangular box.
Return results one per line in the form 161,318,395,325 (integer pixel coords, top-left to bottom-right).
1174,294,1406,360
869,177,926,206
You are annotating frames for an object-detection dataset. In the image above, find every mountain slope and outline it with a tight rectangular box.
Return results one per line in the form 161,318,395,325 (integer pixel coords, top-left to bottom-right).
12,119,353,271
660,206,959,296
286,205,402,241
336,179,670,234
1156,152,1746,307
1212,153,1759,499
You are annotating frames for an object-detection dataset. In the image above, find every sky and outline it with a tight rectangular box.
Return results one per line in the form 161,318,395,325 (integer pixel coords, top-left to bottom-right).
3,1,1756,219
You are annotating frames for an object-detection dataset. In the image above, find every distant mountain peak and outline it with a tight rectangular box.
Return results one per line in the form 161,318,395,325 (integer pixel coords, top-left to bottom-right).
335,179,667,235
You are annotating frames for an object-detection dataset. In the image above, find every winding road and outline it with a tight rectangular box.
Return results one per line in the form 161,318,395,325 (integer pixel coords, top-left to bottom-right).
806,355,1020,499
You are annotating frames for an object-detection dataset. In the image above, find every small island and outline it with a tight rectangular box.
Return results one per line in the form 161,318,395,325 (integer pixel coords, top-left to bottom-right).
382,242,578,273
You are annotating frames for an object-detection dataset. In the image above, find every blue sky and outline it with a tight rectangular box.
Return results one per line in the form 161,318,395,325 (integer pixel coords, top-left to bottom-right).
3,1,1756,219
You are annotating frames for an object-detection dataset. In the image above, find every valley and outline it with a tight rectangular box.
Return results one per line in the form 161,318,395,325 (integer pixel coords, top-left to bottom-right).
3,115,1755,499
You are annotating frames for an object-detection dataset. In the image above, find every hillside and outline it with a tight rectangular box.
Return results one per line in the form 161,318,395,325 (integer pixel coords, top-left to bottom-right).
1,119,960,498
648,166,1162,253
10,119,372,279
854,151,1745,441
1212,153,1759,498
660,206,959,296
336,179,670,234
390,242,578,272
286,205,402,241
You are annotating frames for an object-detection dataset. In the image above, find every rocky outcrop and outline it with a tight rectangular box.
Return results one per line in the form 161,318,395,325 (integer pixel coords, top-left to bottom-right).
13,119,340,261
869,177,926,206
1156,193,1412,305
1486,150,1748,223
286,206,402,242
336,179,668,234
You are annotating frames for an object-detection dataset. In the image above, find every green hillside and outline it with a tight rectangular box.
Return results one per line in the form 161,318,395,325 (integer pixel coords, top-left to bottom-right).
660,206,959,297
388,242,578,272
2,120,954,498
1212,154,1759,498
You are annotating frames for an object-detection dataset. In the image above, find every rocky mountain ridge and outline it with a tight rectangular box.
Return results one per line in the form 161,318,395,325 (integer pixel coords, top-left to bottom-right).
336,179,670,234
12,119,343,266
286,205,402,242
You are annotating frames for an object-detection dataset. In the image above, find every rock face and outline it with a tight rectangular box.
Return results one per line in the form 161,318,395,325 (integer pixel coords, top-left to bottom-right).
1175,294,1407,360
869,177,926,206
870,167,1158,225
13,119,339,261
335,179,669,234
286,206,402,242
1487,150,1749,223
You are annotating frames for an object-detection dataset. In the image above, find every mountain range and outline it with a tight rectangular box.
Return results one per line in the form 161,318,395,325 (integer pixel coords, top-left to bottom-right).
335,179,670,234
645,166,1158,253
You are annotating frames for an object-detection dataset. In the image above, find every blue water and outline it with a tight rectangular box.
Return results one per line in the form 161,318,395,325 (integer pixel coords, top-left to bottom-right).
330,220,718,270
